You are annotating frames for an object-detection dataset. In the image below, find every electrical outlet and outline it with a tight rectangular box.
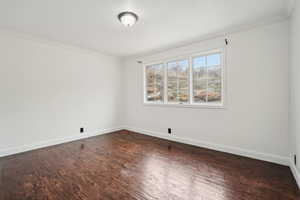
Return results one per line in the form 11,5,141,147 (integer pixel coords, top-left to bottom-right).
294,155,297,166
80,127,84,133
168,128,171,134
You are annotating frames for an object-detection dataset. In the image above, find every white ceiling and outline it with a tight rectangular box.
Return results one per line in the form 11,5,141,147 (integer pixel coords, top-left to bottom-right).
0,0,293,57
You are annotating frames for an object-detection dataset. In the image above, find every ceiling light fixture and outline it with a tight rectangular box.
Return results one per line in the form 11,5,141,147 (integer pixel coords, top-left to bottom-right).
118,11,138,27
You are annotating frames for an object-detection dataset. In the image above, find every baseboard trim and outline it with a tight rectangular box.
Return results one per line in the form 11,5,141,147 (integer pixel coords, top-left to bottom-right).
0,127,122,158
290,158,300,188
1,126,295,185
0,126,290,167
124,126,289,166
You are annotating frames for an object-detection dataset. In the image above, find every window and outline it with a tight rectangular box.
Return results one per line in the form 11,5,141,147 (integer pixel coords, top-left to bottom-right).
192,53,222,104
144,49,224,108
145,63,164,103
167,59,189,103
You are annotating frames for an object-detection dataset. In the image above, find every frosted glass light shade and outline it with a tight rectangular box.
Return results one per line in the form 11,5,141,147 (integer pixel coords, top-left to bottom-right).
118,12,138,27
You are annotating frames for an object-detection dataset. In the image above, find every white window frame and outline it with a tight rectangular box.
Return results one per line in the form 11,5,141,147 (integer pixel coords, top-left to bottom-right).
165,57,190,105
143,62,165,105
143,48,226,109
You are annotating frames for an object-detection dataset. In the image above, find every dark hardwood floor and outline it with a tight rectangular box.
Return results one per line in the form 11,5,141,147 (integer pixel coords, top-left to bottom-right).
0,130,299,200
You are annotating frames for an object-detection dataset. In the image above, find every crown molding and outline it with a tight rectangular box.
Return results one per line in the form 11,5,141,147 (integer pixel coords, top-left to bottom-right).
0,28,118,58
123,14,289,61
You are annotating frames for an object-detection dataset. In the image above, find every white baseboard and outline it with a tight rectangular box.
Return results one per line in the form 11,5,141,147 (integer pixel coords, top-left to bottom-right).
290,157,300,188
123,126,289,166
0,127,122,158
0,126,290,166
1,126,296,186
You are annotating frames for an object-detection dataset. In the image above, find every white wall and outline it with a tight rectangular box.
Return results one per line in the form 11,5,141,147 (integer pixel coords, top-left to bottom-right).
0,31,122,155
0,19,291,167
290,0,300,174
122,20,290,165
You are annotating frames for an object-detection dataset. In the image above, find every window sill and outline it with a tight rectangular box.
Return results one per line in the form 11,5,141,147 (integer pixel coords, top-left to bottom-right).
143,102,225,109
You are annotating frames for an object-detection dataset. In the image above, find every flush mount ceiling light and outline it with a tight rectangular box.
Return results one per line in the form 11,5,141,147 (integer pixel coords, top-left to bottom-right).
118,11,138,27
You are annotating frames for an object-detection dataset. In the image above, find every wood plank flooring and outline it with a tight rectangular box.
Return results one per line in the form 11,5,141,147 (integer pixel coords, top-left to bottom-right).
0,130,299,200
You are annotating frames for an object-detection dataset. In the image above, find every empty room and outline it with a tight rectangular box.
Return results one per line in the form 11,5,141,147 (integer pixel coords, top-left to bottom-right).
1,0,300,199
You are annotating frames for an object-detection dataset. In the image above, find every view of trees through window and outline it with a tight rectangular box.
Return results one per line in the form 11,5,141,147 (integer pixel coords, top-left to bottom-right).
145,51,223,106
167,60,189,103
193,53,222,103
145,64,164,102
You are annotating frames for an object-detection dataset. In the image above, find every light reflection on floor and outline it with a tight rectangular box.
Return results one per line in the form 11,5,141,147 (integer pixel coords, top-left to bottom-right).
139,152,229,200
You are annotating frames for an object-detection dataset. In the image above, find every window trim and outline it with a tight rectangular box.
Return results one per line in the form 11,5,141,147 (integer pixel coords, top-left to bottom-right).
143,48,226,109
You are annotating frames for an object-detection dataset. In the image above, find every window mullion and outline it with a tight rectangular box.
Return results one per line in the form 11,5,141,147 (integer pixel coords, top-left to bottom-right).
205,56,208,103
144,65,146,103
176,63,179,103
153,66,156,101
164,62,168,104
189,57,193,105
